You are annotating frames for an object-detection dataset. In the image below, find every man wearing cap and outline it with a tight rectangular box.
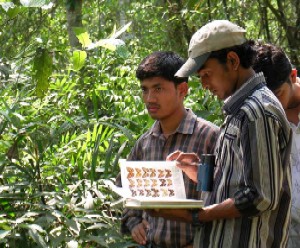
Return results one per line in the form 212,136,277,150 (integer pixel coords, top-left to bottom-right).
148,20,292,247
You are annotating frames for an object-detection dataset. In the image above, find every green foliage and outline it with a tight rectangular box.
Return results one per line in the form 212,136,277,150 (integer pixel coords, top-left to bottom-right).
32,48,53,97
73,27,92,48
186,76,223,126
72,50,87,71
20,0,51,8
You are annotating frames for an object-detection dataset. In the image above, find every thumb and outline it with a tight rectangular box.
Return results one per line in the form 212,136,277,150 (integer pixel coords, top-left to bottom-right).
142,219,150,229
166,150,182,161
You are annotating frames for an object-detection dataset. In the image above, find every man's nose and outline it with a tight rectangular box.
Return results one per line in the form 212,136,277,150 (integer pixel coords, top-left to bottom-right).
145,90,157,102
200,79,209,89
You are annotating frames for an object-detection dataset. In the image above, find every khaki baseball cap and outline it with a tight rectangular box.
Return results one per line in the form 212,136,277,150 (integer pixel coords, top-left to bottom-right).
175,20,246,77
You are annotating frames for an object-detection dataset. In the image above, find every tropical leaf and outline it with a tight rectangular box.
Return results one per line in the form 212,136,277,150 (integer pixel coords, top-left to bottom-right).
73,27,92,48
20,0,50,7
32,48,53,98
87,38,125,51
0,230,10,240
111,21,132,39
72,50,87,71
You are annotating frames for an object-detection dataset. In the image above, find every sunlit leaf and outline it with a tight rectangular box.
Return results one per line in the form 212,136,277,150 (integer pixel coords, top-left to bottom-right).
73,27,92,48
111,21,132,39
72,50,87,71
0,2,14,11
20,0,49,7
0,230,10,239
87,38,125,51
67,240,78,248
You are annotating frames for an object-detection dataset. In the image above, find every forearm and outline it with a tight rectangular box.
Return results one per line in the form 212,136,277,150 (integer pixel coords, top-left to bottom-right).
147,198,241,223
199,198,241,222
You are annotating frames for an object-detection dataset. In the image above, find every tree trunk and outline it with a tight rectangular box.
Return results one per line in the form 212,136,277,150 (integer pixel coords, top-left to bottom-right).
207,0,212,21
66,0,83,49
222,0,230,20
264,0,300,69
163,0,193,56
258,1,271,41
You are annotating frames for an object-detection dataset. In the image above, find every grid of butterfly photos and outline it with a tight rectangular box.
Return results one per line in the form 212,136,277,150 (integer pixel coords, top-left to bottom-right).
121,161,185,199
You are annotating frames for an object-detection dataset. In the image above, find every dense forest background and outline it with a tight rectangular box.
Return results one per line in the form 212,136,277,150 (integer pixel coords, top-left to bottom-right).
0,0,299,247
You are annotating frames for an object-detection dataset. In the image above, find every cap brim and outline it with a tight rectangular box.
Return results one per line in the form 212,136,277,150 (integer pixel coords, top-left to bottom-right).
175,52,211,77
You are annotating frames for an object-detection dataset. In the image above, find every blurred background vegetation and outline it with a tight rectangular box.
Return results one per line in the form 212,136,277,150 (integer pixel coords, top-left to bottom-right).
0,0,299,247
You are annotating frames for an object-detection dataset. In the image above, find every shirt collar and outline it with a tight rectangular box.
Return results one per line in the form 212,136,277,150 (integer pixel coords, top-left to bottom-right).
223,72,266,115
148,108,197,137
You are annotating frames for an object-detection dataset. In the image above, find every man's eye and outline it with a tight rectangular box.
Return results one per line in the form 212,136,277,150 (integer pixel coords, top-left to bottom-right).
155,87,162,92
203,72,210,77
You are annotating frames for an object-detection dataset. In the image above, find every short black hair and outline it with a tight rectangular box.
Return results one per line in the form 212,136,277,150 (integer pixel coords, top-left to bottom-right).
253,43,292,91
208,40,257,69
136,51,188,85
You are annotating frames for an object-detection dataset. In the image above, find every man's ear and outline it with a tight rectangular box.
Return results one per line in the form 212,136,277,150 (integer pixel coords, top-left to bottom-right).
178,82,188,97
291,69,297,84
227,51,240,71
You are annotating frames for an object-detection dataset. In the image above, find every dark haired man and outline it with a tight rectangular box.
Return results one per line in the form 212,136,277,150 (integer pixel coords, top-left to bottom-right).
149,20,292,248
253,43,300,248
119,51,219,247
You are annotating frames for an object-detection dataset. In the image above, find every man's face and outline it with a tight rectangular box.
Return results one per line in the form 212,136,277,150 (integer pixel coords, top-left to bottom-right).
197,58,238,100
140,77,184,121
273,82,293,110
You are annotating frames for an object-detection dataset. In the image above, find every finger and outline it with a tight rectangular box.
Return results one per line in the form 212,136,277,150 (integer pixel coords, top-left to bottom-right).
142,219,150,229
132,232,145,245
176,153,200,164
181,153,200,162
132,224,147,245
166,150,182,161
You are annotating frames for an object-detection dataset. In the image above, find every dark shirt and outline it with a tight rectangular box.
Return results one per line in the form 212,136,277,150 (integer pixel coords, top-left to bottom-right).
120,109,219,248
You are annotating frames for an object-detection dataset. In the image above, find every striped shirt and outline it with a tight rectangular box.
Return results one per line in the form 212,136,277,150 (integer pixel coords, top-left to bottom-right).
121,109,219,248
194,73,292,248
288,120,300,248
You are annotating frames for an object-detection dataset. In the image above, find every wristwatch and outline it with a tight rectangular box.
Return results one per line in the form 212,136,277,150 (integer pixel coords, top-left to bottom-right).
191,209,204,226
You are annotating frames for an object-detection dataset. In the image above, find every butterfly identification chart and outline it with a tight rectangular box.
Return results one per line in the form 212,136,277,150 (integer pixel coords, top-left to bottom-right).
116,160,203,209
121,160,186,199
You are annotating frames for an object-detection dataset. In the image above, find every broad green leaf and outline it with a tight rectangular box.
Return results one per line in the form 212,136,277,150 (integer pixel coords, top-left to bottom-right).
32,48,53,97
22,223,45,233
86,223,109,230
0,230,10,239
7,6,24,18
0,2,13,11
87,38,125,51
28,228,47,248
0,2,18,17
66,218,80,236
116,45,130,59
85,235,108,246
72,50,86,71
73,27,92,48
20,0,49,7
